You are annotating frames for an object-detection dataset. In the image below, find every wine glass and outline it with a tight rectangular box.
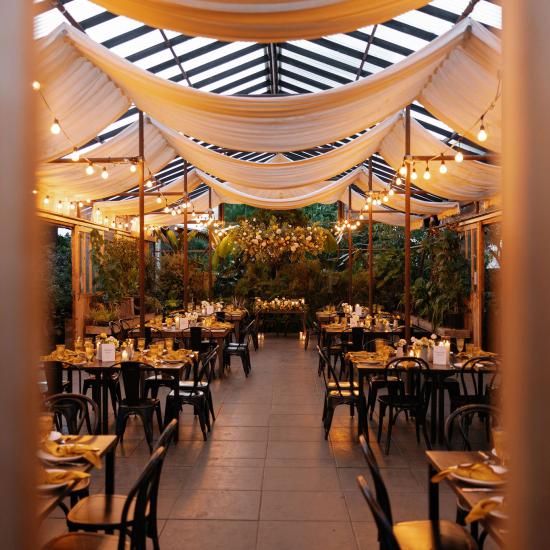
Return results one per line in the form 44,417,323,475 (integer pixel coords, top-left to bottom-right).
84,345,94,364
456,338,465,354
137,338,146,354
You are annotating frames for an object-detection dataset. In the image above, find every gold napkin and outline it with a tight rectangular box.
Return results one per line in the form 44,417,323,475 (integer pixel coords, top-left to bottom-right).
39,469,90,486
43,440,102,469
465,497,505,523
210,322,233,330
431,462,505,484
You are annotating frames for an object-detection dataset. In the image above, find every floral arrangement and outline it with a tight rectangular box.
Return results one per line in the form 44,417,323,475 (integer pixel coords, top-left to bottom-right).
97,333,119,349
411,334,438,351
255,297,306,312
396,338,407,349
223,217,329,264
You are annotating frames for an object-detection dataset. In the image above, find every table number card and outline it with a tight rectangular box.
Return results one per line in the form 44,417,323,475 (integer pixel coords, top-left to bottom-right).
178,317,189,329
206,305,214,315
433,345,449,365
98,343,116,362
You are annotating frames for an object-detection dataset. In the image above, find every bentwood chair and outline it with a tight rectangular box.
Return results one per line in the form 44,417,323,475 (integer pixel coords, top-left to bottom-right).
317,346,362,439
58,446,168,550
376,357,432,455
115,362,163,452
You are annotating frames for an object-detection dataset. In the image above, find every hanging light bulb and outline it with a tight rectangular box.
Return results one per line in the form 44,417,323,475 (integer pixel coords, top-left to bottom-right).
399,162,407,176
56,200,63,211
32,189,38,195
366,195,372,204
32,80,41,91
395,176,402,186
389,188,395,196
163,204,170,214
43,195,50,205
118,223,123,229
101,167,109,180
171,209,177,216
423,162,431,180
411,163,418,181
104,217,109,225
85,162,95,176
70,148,80,162
50,119,61,135
439,159,447,174
383,195,389,203
78,201,83,208
86,198,91,204
145,180,153,188
176,208,182,215
455,149,464,163
156,196,162,204
477,118,488,142
69,202,76,211
130,163,137,173
359,213,364,220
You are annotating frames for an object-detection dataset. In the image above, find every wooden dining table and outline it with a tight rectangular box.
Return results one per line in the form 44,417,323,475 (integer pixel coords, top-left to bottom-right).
37,434,117,521
347,355,497,443
426,450,506,547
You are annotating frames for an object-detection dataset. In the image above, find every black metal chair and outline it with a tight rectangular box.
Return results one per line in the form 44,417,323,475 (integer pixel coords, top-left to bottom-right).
187,326,216,355
164,347,217,441
317,345,363,439
115,362,163,453
41,361,72,397
82,361,121,420
376,357,432,455
109,320,124,343
60,446,167,550
357,444,478,550
224,319,255,377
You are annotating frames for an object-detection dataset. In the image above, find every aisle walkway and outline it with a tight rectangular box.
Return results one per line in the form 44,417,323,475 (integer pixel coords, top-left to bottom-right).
40,336,458,549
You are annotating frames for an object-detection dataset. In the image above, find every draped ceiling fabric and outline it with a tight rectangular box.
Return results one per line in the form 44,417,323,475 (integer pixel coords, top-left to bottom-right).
36,30,130,162
39,18,501,153
92,0,430,43
37,119,176,201
144,191,221,227
378,116,501,200
157,115,399,189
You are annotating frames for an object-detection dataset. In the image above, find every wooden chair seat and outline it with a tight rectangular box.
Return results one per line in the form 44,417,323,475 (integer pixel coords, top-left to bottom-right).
43,532,129,550
67,493,148,529
178,380,209,388
393,519,477,550
327,380,358,389
328,389,360,397
119,397,159,409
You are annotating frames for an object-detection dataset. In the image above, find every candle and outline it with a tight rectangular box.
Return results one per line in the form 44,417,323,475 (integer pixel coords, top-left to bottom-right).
121,349,128,361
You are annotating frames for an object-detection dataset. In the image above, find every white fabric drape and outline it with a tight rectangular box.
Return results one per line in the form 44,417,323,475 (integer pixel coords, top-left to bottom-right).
91,0,429,43
37,119,176,201
36,30,130,162
378,115,501,200
93,170,202,216
344,188,415,226
157,115,399,189
42,18,500,152
144,191,221,226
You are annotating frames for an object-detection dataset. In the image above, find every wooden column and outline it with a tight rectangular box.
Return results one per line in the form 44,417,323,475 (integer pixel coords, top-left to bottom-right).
0,1,37,546
219,203,225,223
208,188,213,300
183,161,189,310
503,2,550,547
404,106,412,343
368,157,374,314
347,186,353,304
138,111,145,334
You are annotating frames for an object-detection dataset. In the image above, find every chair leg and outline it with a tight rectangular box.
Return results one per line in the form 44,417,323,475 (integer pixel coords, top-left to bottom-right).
196,404,208,441
207,391,216,422
369,385,379,420
155,402,163,433
385,406,396,455
322,394,328,421
139,409,155,453
324,402,335,439
421,416,432,450
115,410,129,444
377,402,386,443
203,399,211,432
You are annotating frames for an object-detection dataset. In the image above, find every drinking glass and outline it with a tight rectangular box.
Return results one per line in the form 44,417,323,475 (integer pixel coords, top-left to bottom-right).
74,337,83,353
84,345,94,364
137,338,146,353
165,338,174,352
456,338,465,354
492,427,508,466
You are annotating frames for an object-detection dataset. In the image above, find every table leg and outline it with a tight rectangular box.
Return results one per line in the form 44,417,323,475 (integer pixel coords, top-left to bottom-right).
101,373,109,434
428,463,440,521
437,377,446,444
105,444,115,495
357,370,367,438
430,377,438,443
217,338,225,378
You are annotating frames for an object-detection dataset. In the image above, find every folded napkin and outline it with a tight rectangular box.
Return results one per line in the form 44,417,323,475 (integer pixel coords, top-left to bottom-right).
43,440,102,469
39,469,90,486
431,462,505,484
465,497,505,523
164,350,193,362
63,435,93,444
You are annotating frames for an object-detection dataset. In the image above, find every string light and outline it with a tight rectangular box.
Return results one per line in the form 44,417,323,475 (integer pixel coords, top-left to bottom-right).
477,116,488,142
101,167,109,180
78,201,83,208
163,203,170,214
383,195,389,203
86,198,91,204
50,119,61,135
171,209,177,216
145,180,153,188
389,188,395,196
32,80,41,91
43,195,50,206
130,163,137,173
455,149,464,163
439,159,447,174
156,196,162,204
32,189,38,195
69,202,76,211
85,162,95,176
399,162,407,176
411,163,418,181
395,176,402,186
70,148,80,162
423,162,431,180
56,200,63,211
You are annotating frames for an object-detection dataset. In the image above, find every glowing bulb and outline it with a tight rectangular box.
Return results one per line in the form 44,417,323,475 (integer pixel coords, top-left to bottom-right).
411,166,418,181
50,119,61,135
32,80,41,91
130,163,137,173
399,163,407,176
439,160,447,174
171,209,176,216
455,150,464,163
104,217,109,225
56,200,63,211
101,167,109,180
366,195,372,204
69,202,75,211
32,189,38,195
145,180,153,188
359,214,364,220
383,195,389,203
118,223,122,229
70,148,80,162
156,196,162,204
163,206,170,213
86,198,91,204
86,163,95,176
43,195,50,205
395,177,402,186
389,188,395,196
423,163,431,180
78,201,83,208
477,123,488,142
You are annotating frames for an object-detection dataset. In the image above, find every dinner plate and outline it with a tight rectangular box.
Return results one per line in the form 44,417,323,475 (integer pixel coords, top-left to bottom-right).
451,464,507,487
37,448,85,464
358,360,383,366
162,359,185,364
37,469,71,492
49,431,63,442
488,496,507,519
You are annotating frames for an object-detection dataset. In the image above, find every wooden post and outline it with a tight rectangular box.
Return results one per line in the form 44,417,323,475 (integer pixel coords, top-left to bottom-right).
138,111,145,335
368,158,374,314
348,186,353,304
219,203,225,223
183,160,189,310
404,106,412,343
208,188,213,300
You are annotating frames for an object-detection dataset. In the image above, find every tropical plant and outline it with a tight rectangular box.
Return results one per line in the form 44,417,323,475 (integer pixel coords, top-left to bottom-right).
86,303,120,325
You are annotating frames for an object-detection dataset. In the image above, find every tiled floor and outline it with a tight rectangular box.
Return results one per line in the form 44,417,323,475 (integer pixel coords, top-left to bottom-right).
38,336,477,549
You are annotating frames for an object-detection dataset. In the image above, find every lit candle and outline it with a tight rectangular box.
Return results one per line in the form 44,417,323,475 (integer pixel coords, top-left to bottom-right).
121,349,128,361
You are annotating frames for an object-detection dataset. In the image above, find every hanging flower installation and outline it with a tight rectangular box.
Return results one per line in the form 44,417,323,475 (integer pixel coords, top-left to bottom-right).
216,217,334,265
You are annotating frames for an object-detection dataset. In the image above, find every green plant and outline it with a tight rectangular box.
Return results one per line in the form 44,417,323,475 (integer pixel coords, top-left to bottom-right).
86,303,120,325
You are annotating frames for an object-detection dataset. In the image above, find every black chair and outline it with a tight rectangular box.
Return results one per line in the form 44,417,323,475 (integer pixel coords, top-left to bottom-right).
317,345,363,439
115,362,163,453
59,446,167,550
445,357,499,413
188,326,216,355
82,362,121,421
42,361,72,396
376,357,432,455
224,319,255,377
164,347,217,441
109,320,124,343
215,311,226,322
357,445,478,550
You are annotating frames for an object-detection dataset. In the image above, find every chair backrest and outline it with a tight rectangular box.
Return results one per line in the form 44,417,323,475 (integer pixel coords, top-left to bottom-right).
120,446,167,550
317,345,346,395
109,320,123,342
156,418,178,451
444,404,501,451
356,475,401,550
385,357,430,401
215,311,226,322
43,361,68,396
241,319,256,346
350,327,365,351
459,356,499,397
44,393,99,435
118,361,148,406
190,326,203,352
